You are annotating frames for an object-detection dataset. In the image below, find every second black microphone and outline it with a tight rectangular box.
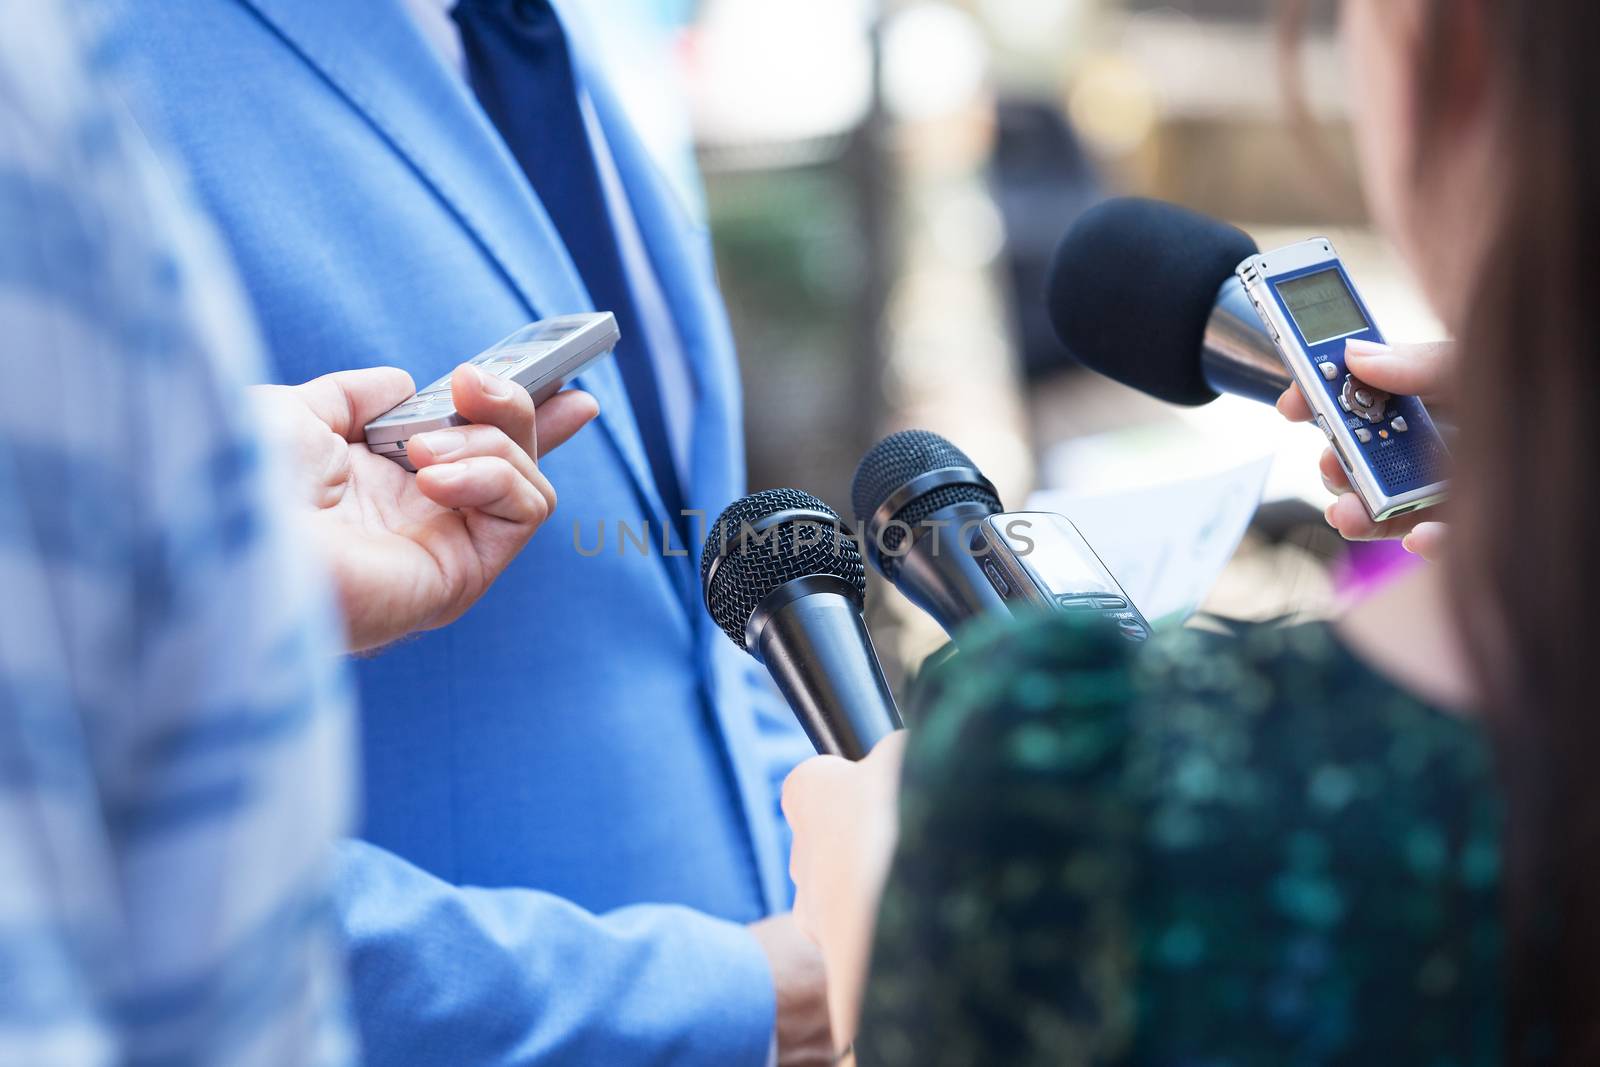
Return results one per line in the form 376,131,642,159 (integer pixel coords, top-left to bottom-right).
702,489,903,760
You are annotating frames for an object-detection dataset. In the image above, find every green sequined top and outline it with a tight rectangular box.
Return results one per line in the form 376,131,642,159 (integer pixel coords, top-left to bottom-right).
858,615,1504,1067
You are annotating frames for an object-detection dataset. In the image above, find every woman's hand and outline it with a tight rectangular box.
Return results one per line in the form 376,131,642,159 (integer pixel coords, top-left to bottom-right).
252,364,598,652
1276,339,1452,561
782,731,910,1052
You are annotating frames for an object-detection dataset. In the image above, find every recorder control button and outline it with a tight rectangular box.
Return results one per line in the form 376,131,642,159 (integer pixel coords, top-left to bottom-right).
1117,619,1150,642
1314,415,1334,441
1095,596,1129,610
1392,417,1409,433
1356,428,1374,444
1056,596,1095,611
1319,361,1340,381
1341,375,1391,423
983,562,1010,598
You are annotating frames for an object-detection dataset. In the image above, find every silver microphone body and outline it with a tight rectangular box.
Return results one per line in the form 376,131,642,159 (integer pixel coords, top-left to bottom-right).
1202,277,1295,405
747,575,901,759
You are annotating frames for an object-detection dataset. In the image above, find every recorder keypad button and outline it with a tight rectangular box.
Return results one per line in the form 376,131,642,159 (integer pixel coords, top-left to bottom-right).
1117,618,1150,641
1392,417,1409,433
984,562,1011,598
1341,375,1391,423
1356,428,1374,444
1319,361,1339,381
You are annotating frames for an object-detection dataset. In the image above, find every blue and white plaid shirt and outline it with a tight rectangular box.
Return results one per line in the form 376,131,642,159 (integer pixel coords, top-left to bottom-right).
0,6,356,1065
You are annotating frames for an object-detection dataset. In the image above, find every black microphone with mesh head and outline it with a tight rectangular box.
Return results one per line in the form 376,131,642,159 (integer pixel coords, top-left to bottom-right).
1047,197,1292,406
702,489,902,760
851,431,1008,638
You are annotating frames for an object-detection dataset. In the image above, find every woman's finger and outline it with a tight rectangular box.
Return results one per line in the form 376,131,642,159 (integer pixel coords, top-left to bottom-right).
1402,521,1448,562
781,756,852,824
1276,385,1315,423
1324,492,1435,544
1344,340,1453,400
1319,448,1352,494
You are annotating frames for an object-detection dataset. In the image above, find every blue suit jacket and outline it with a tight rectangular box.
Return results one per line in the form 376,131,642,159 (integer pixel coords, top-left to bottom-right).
108,3,813,1063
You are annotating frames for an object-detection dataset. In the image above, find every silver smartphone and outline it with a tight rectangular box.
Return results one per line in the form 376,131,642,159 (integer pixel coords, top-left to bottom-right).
1238,240,1449,522
364,313,619,471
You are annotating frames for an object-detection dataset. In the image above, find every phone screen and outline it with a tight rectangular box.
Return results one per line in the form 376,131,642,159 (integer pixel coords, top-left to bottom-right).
1001,515,1119,597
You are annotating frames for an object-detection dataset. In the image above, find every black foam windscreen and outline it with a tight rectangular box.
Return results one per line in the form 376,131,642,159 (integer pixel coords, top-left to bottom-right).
701,489,867,649
1047,197,1259,406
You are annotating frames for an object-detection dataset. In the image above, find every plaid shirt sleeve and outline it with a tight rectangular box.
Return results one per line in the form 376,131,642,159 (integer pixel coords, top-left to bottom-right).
0,7,357,1066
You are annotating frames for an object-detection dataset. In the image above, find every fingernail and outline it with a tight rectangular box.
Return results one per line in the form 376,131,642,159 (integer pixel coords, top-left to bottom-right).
1345,339,1391,359
1324,503,1339,528
418,429,465,458
473,365,518,399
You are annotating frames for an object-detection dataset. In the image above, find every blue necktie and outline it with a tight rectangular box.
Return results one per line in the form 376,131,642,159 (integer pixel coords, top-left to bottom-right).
453,0,687,535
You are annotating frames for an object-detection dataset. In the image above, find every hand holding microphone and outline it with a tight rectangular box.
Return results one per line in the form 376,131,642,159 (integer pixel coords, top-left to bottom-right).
781,730,909,1055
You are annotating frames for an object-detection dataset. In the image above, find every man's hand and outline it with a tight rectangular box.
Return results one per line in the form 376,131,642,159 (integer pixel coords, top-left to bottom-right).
253,364,598,652
1276,339,1452,561
781,731,910,1054
749,913,835,1065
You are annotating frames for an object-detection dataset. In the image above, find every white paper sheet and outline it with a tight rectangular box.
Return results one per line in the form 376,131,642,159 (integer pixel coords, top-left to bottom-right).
1028,449,1273,627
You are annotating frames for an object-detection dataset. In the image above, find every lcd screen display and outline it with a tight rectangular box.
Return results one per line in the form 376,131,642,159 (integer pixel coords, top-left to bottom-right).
1276,268,1369,345
1002,516,1118,597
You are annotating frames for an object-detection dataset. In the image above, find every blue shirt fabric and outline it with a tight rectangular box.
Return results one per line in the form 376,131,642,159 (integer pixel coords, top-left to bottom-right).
0,6,357,1065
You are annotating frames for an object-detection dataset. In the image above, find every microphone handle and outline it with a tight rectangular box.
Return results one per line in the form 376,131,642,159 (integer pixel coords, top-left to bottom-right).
752,586,903,760
1202,276,1294,405
892,501,1009,638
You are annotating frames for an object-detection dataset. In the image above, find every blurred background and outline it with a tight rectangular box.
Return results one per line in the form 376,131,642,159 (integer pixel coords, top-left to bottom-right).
586,0,1443,679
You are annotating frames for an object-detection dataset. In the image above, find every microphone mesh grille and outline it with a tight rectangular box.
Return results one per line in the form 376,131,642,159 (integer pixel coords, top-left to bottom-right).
877,484,999,560
851,430,999,524
851,431,1002,578
700,488,867,649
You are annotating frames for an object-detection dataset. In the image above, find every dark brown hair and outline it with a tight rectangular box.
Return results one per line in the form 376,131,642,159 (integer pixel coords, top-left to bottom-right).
1284,1,1600,1062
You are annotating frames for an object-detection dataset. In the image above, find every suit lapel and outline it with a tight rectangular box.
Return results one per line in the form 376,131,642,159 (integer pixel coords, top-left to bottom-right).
237,0,677,558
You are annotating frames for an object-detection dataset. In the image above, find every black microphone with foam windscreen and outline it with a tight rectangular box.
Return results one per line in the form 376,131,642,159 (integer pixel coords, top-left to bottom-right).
1047,197,1293,406
702,489,902,760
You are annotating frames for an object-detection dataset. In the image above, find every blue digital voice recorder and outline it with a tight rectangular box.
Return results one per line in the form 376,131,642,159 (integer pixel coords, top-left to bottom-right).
1238,239,1450,522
